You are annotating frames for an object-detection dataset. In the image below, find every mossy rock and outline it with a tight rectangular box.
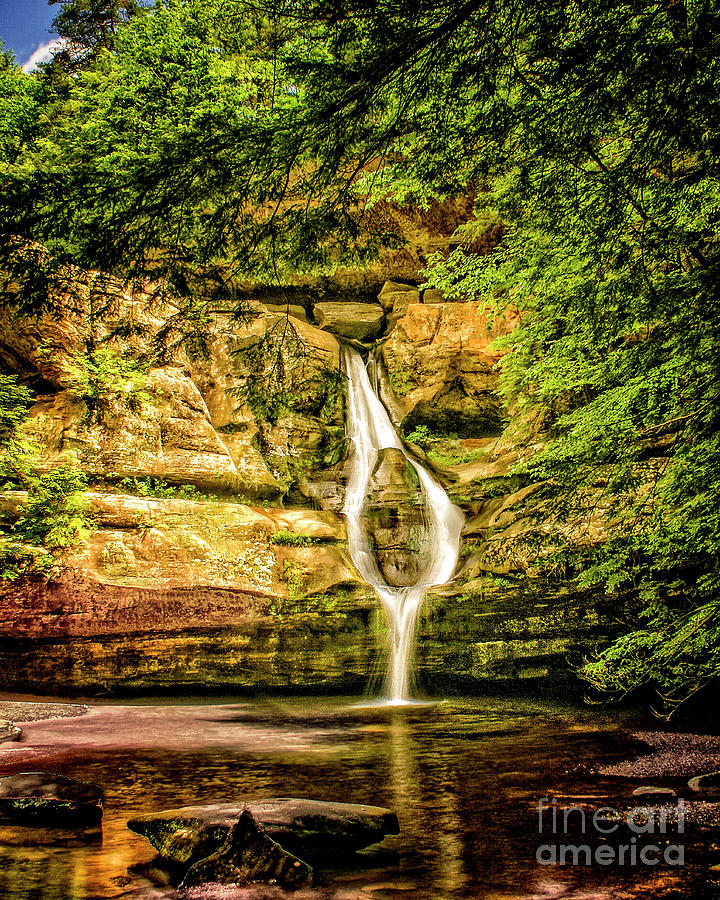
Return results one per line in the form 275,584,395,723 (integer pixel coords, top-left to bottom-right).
0,773,103,826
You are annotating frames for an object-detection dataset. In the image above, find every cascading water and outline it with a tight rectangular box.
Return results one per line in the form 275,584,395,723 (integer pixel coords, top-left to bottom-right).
342,346,464,704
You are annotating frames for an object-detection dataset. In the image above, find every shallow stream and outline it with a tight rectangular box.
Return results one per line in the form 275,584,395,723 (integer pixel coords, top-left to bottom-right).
0,696,715,899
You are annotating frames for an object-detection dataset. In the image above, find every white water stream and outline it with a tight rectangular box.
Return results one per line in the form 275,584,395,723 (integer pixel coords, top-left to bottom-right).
342,346,464,703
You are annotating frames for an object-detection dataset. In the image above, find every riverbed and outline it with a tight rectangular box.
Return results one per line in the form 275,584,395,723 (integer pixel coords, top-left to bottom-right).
0,696,717,899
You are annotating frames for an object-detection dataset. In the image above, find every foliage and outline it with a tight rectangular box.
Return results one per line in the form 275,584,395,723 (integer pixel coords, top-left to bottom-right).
0,373,34,487
49,0,146,70
0,46,41,164
404,424,430,447
269,529,325,547
0,373,93,579
60,345,150,416
115,475,217,502
11,467,91,550
0,467,93,581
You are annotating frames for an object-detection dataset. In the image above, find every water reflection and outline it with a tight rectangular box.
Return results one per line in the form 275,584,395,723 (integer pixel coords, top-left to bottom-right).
0,697,709,899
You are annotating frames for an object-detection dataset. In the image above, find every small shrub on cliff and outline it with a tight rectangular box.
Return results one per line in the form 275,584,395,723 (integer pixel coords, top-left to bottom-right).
60,346,150,419
117,475,217,502
12,467,92,550
404,424,430,447
0,466,93,580
0,372,34,487
270,530,322,547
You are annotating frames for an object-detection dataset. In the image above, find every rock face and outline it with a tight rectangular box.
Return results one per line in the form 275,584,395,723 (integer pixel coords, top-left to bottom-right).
0,491,382,695
314,302,385,341
1,255,347,501
127,798,400,867
381,301,519,436
22,365,258,495
0,246,629,697
0,773,103,826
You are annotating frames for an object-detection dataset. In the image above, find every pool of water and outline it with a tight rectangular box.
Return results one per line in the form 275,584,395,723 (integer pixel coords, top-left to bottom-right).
0,696,714,899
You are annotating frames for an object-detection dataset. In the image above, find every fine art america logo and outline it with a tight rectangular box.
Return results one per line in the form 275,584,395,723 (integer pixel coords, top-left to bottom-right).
536,797,686,867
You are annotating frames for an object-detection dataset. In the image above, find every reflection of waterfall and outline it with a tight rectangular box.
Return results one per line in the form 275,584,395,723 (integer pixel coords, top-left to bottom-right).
342,346,464,703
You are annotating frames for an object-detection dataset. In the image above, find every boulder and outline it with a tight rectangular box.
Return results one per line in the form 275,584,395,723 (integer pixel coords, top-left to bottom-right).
363,448,429,587
314,302,385,341
632,786,677,799
377,280,418,310
181,810,312,889
0,720,21,743
689,772,720,795
127,798,399,865
0,773,103,826
377,281,421,328
262,303,308,322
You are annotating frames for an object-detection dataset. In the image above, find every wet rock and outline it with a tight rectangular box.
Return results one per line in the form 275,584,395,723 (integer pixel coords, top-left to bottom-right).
364,448,429,587
181,809,312,888
632,786,677,799
314,302,385,341
127,798,399,865
689,772,720,795
0,773,103,826
0,720,21,743
367,448,422,508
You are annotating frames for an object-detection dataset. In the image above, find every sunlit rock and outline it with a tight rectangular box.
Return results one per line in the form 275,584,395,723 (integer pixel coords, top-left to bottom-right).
314,301,385,341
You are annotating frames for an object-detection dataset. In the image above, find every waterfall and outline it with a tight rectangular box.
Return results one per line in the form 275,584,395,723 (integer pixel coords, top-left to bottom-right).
342,346,464,703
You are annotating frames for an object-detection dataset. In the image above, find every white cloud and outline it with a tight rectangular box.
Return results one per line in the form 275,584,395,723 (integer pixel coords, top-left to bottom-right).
22,38,67,73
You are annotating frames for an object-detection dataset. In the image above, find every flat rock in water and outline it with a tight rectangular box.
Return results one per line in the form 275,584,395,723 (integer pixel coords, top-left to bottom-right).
128,798,399,865
631,786,677,799
0,720,21,743
0,772,103,826
181,809,312,888
689,772,720,795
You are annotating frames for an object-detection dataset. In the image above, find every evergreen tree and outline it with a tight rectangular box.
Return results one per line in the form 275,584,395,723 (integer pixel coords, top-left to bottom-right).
49,0,145,69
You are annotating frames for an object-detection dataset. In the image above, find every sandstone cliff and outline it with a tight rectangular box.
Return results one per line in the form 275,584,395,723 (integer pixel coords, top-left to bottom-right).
0,251,623,696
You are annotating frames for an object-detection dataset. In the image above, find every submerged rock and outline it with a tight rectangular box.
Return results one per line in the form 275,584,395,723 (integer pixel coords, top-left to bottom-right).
127,797,399,866
0,773,103,826
0,720,21,743
181,809,312,888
